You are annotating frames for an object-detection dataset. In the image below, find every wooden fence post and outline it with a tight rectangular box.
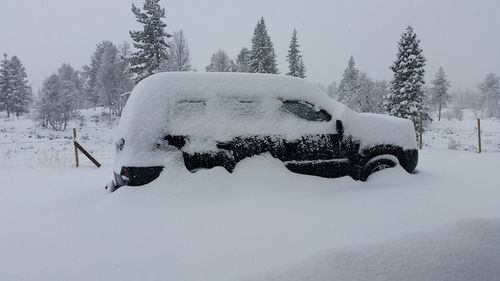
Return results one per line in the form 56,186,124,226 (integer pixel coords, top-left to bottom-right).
419,112,423,150
73,128,79,168
74,141,101,168
477,118,482,153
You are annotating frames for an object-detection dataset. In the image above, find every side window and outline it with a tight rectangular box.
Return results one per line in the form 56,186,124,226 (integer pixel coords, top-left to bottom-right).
280,100,331,122
172,100,206,119
220,97,265,119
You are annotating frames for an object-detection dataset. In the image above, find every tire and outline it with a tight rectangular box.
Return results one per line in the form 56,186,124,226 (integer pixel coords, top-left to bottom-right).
360,157,397,181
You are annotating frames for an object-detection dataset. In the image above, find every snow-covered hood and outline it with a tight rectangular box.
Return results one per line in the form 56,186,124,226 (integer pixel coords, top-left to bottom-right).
342,110,417,150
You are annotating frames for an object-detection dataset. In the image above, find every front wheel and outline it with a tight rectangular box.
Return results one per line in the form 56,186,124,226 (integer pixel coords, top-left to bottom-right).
360,157,397,181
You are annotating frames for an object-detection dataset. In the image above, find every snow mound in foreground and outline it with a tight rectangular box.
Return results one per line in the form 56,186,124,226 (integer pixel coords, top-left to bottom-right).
246,218,500,281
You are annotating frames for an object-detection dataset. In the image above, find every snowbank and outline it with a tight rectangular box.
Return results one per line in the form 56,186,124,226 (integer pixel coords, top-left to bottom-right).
2,150,500,281
246,218,500,281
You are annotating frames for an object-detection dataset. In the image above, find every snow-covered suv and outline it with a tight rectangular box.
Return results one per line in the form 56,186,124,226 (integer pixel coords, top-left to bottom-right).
107,72,418,191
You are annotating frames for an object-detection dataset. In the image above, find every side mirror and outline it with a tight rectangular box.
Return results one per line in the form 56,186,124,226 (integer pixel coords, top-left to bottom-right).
336,120,344,136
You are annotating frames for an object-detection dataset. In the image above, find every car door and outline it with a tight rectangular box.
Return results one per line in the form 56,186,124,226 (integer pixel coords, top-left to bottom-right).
278,100,349,177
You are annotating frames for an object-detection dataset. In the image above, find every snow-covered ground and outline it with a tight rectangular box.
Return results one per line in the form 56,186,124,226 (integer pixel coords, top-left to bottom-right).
1,149,500,281
1,108,500,280
0,108,116,168
425,110,500,152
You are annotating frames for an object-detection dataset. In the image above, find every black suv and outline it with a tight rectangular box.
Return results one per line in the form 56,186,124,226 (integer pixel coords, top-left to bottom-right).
107,73,418,191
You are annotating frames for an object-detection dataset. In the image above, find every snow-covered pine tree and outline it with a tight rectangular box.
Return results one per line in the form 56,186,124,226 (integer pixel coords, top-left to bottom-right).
326,82,338,99
0,54,32,117
235,47,251,72
337,57,383,113
9,56,32,116
129,0,171,83
57,63,80,128
83,41,114,108
297,57,306,78
431,67,451,121
96,46,120,115
205,50,235,72
286,28,305,78
384,26,427,132
356,72,376,112
478,73,500,118
249,17,279,74
160,30,191,72
337,56,360,106
370,80,389,114
0,54,14,117
115,42,135,115
83,41,133,114
34,74,67,130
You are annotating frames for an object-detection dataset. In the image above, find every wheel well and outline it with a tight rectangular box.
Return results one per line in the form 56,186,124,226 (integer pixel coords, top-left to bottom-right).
359,145,404,165
356,145,404,179
365,154,399,166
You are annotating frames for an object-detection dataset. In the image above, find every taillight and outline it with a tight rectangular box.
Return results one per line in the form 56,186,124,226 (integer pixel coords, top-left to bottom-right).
121,167,130,182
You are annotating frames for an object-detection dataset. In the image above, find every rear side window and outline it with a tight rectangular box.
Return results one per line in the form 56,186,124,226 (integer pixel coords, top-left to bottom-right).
220,98,265,119
172,100,206,118
280,100,331,122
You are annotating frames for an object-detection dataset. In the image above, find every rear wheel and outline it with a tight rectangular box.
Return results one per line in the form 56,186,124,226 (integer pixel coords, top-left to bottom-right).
360,157,397,181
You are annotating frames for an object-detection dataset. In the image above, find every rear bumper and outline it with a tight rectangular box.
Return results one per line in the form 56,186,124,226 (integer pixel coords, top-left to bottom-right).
114,166,164,188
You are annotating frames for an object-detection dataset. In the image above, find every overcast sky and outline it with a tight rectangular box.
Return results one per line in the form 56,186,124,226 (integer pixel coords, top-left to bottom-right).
1,0,499,92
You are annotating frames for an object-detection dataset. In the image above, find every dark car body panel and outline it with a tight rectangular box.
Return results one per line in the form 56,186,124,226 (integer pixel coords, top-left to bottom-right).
113,133,418,189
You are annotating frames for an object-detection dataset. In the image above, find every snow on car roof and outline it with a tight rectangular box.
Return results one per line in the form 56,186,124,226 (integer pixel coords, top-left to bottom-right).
129,72,337,103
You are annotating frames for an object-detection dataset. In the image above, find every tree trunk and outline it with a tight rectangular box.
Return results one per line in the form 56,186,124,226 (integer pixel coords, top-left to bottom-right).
438,103,442,121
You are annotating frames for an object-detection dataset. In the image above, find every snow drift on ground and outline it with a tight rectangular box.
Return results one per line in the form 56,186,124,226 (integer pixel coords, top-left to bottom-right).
1,149,500,281
245,218,500,281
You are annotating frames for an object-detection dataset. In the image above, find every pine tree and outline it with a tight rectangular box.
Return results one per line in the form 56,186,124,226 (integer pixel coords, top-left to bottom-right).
384,26,427,132
9,56,32,116
83,41,115,108
57,63,80,123
83,41,133,114
371,80,390,114
337,56,360,105
326,82,338,99
235,47,251,72
286,28,305,78
129,0,171,83
478,73,500,118
297,57,306,78
337,57,383,113
115,42,135,115
160,30,191,71
34,74,67,130
431,67,451,121
249,17,279,74
0,54,32,117
0,54,14,117
96,46,120,114
205,50,235,72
